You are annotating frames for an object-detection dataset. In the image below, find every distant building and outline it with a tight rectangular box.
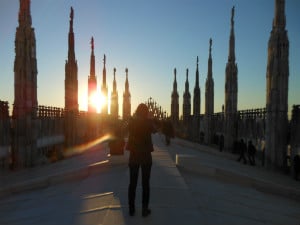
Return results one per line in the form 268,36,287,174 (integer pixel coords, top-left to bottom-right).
171,68,179,123
182,69,191,124
204,38,214,144
13,0,38,167
65,7,78,113
205,39,214,117
193,57,201,117
88,37,97,113
265,0,289,169
101,55,108,115
110,68,119,118
13,0,38,119
64,7,79,147
191,57,201,141
123,68,131,120
224,7,238,151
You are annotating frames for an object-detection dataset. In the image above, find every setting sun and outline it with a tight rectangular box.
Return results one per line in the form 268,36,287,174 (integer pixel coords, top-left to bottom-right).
90,91,108,113
100,93,109,113
90,92,100,113
79,88,110,114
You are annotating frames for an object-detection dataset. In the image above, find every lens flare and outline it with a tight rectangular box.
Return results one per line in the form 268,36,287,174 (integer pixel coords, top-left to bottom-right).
64,133,115,157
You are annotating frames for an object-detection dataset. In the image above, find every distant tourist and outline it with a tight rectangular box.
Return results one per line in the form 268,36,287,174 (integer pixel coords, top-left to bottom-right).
247,140,256,166
162,120,174,146
126,103,156,217
237,139,247,164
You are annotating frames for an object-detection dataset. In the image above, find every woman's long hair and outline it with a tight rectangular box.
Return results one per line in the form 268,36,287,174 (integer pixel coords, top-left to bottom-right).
135,103,148,119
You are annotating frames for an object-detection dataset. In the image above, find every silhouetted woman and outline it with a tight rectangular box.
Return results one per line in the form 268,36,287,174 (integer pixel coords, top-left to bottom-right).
127,103,156,217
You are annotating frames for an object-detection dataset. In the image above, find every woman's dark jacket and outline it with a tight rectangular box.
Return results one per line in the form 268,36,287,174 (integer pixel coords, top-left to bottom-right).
127,117,155,165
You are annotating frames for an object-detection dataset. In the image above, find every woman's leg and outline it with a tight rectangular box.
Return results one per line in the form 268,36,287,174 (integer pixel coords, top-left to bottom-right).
128,164,139,215
141,164,152,216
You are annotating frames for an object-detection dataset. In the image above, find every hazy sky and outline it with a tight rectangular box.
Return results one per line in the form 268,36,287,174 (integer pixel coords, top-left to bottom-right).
0,0,299,117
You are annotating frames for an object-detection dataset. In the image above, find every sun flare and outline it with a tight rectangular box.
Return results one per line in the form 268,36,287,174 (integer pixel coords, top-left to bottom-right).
79,88,110,113
89,91,108,113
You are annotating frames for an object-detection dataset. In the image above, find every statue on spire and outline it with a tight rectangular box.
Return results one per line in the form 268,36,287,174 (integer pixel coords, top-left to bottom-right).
69,7,74,31
103,54,106,66
70,7,74,21
231,6,235,27
91,37,94,51
209,38,212,54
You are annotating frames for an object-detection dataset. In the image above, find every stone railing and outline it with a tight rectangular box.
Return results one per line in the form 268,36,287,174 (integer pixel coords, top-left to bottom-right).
37,105,64,118
238,108,266,119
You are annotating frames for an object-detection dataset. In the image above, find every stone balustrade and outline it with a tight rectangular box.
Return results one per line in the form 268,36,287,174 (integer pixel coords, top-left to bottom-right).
37,105,65,118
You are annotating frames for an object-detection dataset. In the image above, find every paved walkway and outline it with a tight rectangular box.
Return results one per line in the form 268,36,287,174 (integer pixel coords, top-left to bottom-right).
0,143,109,197
170,137,300,201
0,134,299,225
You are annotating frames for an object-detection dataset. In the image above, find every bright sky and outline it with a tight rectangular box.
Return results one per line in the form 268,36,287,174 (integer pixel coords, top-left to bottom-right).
0,0,299,117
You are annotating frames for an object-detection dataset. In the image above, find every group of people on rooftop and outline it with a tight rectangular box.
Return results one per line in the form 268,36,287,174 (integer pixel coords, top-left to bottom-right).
237,139,257,166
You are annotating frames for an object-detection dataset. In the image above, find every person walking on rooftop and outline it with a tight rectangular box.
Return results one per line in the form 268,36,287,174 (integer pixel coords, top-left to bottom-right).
247,140,256,166
162,119,174,146
237,139,247,164
126,103,156,217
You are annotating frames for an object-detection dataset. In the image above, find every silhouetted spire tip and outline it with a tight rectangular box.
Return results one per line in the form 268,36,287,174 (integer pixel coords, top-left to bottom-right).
231,6,235,27
113,68,116,80
91,37,94,51
103,54,106,66
70,7,74,21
